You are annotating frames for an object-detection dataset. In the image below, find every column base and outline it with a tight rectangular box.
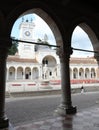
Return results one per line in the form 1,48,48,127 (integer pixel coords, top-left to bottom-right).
54,104,77,116
0,117,9,129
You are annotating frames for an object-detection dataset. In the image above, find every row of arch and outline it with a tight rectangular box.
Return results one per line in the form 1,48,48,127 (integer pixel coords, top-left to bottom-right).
70,67,97,79
6,65,98,81
6,65,60,80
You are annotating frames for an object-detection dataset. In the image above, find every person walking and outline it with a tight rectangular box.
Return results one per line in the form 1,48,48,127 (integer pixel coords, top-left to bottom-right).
81,86,84,93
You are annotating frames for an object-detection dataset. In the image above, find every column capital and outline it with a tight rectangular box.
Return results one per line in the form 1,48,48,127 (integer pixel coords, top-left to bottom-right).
56,46,73,62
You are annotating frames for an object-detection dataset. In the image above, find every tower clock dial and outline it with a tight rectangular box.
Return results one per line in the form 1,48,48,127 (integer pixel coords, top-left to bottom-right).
25,31,30,36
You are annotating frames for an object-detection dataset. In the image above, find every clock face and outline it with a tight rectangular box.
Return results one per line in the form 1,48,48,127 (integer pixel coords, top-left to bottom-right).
24,31,31,36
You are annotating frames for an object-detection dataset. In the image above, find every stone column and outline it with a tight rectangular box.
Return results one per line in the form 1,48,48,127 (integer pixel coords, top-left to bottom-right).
15,69,17,80
55,46,77,115
0,47,9,128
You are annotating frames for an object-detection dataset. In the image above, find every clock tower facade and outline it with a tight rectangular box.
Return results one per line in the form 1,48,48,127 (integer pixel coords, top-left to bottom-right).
18,19,36,59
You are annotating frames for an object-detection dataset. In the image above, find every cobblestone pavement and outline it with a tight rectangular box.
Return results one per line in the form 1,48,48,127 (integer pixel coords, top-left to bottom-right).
14,106,99,130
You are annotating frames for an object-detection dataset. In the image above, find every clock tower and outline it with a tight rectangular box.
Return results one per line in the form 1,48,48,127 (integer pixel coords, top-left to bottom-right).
18,18,36,59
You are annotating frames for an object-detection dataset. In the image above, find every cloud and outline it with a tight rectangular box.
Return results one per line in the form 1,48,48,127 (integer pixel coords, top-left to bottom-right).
33,14,56,45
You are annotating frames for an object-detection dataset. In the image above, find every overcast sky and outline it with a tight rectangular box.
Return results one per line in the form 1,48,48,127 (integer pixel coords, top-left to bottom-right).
11,13,94,58
71,26,93,57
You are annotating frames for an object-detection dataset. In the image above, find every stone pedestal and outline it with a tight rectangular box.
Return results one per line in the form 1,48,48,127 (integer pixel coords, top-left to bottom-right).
55,104,77,116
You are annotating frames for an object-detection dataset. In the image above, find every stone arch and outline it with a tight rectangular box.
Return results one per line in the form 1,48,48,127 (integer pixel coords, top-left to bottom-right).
70,17,99,59
6,2,63,47
79,68,84,79
42,55,57,67
79,23,99,54
42,55,57,79
85,68,90,79
91,68,96,78
9,66,15,80
17,67,23,79
32,67,39,79
25,67,31,79
73,68,78,79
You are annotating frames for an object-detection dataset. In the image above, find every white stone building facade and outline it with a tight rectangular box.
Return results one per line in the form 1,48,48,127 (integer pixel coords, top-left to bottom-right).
6,19,99,83
7,19,60,82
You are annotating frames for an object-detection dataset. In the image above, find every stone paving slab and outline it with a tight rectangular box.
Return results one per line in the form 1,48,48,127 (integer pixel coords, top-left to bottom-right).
14,106,99,130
